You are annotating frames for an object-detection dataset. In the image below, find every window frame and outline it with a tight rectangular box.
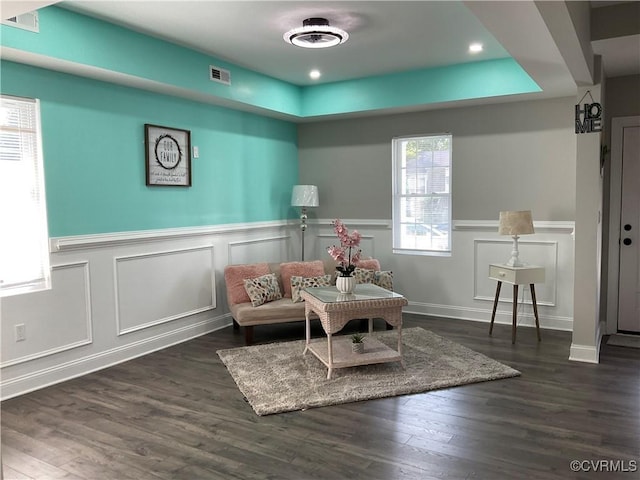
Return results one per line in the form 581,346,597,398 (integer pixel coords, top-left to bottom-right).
0,94,51,297
392,133,452,257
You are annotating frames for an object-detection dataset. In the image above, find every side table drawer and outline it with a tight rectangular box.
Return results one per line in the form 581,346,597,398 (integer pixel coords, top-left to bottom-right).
489,265,517,283
489,264,545,285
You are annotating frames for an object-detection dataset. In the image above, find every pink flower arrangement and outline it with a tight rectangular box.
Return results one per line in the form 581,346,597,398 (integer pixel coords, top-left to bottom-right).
327,219,362,277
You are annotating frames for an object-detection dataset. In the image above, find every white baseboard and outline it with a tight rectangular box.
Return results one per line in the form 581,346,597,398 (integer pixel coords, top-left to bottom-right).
570,319,605,363
0,315,233,401
569,343,599,363
573,319,606,364
404,301,573,331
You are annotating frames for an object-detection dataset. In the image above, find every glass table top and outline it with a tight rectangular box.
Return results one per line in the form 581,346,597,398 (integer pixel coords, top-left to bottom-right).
303,283,404,304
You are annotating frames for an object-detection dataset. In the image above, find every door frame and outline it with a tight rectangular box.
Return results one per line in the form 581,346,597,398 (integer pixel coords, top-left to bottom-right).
606,115,640,334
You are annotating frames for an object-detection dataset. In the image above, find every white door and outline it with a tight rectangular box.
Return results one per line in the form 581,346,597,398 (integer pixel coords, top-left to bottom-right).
618,124,640,332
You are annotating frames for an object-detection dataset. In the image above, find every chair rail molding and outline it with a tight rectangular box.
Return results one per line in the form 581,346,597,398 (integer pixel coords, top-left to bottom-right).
50,220,292,252
454,220,575,234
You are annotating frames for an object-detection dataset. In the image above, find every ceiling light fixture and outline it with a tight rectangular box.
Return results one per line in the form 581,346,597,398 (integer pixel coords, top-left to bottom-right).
284,17,349,49
469,43,483,53
309,69,321,80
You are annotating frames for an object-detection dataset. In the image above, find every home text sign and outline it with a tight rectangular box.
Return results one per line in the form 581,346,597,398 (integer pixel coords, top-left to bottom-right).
575,92,602,134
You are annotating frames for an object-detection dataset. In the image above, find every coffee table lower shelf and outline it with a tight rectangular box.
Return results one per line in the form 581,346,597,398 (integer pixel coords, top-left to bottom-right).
304,335,403,379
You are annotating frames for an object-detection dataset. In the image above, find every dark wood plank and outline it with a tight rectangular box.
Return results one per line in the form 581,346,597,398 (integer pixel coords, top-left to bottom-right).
2,314,639,480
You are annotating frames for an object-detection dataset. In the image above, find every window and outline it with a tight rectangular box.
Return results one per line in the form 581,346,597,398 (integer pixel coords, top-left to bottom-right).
392,134,452,255
0,95,51,296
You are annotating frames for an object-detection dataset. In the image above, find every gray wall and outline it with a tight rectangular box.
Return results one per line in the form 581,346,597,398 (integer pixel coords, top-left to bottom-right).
298,97,576,223
604,74,640,136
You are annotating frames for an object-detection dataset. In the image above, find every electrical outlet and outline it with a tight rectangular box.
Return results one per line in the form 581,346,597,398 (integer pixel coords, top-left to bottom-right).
15,324,26,342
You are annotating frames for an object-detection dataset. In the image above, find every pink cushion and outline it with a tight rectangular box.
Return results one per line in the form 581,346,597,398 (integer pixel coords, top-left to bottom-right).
355,258,381,271
224,263,271,305
279,260,325,298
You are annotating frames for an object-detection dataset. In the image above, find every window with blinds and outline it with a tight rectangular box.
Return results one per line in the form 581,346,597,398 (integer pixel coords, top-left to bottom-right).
392,134,452,255
0,95,51,296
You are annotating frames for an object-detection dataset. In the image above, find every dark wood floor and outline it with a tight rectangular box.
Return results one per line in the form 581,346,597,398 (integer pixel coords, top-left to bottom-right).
2,315,639,480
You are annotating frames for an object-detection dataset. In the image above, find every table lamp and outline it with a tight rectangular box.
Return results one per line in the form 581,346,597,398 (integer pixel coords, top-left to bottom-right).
291,185,319,261
498,210,534,267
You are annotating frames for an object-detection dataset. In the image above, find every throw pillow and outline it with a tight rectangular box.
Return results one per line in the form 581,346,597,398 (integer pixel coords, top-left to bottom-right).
224,263,271,305
290,275,332,303
279,260,325,298
355,258,381,271
243,273,283,307
374,270,394,291
353,267,375,285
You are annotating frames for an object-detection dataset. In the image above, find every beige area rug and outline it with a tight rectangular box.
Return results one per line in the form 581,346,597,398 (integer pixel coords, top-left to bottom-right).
217,327,521,416
607,334,640,349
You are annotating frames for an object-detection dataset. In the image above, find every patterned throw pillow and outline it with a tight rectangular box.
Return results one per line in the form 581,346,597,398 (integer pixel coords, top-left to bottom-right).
353,267,375,285
279,260,326,298
243,273,283,307
290,275,332,303
374,270,394,291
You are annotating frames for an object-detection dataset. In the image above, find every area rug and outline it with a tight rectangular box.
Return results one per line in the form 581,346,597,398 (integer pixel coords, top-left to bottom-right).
607,334,640,349
217,327,520,415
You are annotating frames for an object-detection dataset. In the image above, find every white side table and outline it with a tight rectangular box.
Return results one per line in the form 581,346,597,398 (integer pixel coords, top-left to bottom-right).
489,264,545,344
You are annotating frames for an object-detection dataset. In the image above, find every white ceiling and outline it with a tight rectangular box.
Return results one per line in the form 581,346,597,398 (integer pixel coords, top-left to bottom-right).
57,1,515,86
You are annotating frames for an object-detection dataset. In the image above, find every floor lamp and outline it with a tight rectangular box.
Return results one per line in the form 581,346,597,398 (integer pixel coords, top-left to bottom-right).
291,185,319,261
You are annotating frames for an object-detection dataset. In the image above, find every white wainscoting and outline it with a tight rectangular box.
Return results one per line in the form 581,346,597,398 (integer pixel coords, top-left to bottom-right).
310,219,575,332
1,221,294,400
114,245,216,335
473,239,558,306
1,218,576,399
1,261,92,368
228,234,291,265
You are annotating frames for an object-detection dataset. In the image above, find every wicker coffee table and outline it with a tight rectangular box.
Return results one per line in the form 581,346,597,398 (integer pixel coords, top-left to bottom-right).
301,283,408,379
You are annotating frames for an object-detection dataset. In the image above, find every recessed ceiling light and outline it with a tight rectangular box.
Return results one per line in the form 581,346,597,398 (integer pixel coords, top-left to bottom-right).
284,17,349,49
309,70,321,80
469,43,483,53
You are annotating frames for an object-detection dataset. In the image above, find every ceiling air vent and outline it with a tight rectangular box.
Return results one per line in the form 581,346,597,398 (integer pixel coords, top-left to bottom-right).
209,65,231,85
2,11,39,33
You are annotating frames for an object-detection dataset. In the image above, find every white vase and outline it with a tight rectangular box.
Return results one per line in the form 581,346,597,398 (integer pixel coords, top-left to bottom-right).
336,275,355,294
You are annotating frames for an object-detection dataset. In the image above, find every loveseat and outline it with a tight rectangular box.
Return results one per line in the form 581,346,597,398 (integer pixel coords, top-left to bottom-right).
224,258,390,345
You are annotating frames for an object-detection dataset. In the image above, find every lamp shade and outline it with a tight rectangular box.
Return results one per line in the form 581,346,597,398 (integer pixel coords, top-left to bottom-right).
291,185,319,207
498,210,534,236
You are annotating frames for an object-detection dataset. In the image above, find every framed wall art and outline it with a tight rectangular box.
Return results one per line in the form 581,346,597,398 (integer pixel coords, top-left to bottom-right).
145,124,192,187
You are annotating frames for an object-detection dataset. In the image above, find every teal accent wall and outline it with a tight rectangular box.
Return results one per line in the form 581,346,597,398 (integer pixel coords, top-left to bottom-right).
1,61,299,237
301,59,541,117
0,6,303,117
0,5,546,237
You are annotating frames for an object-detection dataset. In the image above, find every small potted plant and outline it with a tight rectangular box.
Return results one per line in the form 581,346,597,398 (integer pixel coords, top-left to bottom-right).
351,333,365,354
